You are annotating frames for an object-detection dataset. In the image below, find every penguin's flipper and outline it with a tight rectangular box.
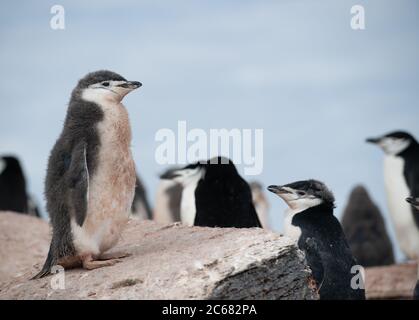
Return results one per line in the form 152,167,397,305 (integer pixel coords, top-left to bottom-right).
303,237,325,291
67,140,89,226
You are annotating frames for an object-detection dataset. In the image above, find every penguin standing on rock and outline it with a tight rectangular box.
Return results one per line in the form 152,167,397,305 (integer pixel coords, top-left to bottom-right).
161,157,261,228
33,70,141,279
367,131,419,260
268,180,365,300
341,185,395,267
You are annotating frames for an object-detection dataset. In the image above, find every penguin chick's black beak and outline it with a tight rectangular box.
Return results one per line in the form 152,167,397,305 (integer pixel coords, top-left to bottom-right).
366,137,381,144
406,197,419,206
267,185,291,195
117,81,142,89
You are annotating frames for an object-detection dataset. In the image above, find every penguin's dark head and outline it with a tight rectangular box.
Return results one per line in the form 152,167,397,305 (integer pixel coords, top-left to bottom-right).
366,131,417,156
406,197,419,210
205,156,238,178
73,70,142,104
267,179,335,211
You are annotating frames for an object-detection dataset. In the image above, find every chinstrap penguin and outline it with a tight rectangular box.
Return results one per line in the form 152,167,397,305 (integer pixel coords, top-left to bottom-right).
0,155,40,217
367,131,419,260
268,180,365,300
341,185,394,267
33,70,141,278
160,157,261,228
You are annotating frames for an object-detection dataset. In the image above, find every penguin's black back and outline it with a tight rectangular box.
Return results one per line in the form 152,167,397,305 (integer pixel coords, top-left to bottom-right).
194,161,261,228
0,156,28,213
341,186,395,267
293,204,365,300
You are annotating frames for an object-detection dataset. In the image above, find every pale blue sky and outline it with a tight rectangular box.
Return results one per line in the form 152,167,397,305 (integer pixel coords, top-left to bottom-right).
1,0,418,261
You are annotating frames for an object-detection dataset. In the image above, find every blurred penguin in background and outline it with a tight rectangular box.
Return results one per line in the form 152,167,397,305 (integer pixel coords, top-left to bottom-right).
160,157,261,228
0,155,40,217
367,131,419,261
130,173,152,220
153,167,183,224
341,185,395,267
249,181,270,229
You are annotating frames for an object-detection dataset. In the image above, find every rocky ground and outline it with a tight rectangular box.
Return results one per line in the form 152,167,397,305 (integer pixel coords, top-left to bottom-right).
0,212,317,300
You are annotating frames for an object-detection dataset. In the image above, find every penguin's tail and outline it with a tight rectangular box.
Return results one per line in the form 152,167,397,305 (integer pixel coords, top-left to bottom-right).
31,244,55,279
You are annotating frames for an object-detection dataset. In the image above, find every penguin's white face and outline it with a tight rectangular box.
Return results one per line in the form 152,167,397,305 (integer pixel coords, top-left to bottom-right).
82,80,141,105
268,186,322,212
268,180,334,214
376,137,410,156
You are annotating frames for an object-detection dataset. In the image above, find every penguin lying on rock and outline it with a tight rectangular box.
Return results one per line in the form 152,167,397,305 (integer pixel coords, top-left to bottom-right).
33,70,141,278
160,157,261,228
268,180,365,300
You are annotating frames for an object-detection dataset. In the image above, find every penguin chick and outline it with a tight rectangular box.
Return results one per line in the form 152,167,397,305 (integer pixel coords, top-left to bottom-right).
161,157,262,228
32,70,141,279
341,185,395,267
268,180,365,300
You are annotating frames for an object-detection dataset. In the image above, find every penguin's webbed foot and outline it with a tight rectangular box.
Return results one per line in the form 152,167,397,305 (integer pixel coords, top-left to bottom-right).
98,250,131,260
82,255,122,270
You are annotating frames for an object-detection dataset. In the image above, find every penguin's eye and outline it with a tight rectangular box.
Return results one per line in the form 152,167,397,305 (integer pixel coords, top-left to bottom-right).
297,191,306,196
102,82,110,87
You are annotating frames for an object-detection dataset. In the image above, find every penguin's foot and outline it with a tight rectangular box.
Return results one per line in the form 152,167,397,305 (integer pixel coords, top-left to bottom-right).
98,250,131,260
82,255,121,270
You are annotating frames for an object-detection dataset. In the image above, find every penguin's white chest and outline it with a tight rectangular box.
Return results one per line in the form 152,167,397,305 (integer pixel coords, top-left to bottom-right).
283,209,302,242
384,155,419,259
181,183,197,226
71,102,136,257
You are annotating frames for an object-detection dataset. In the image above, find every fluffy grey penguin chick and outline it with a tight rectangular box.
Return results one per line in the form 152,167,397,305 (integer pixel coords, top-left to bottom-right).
32,70,141,279
341,185,395,267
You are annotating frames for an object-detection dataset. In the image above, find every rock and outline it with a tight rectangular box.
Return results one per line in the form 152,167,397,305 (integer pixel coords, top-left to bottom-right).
365,263,417,299
0,212,50,284
0,211,317,300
